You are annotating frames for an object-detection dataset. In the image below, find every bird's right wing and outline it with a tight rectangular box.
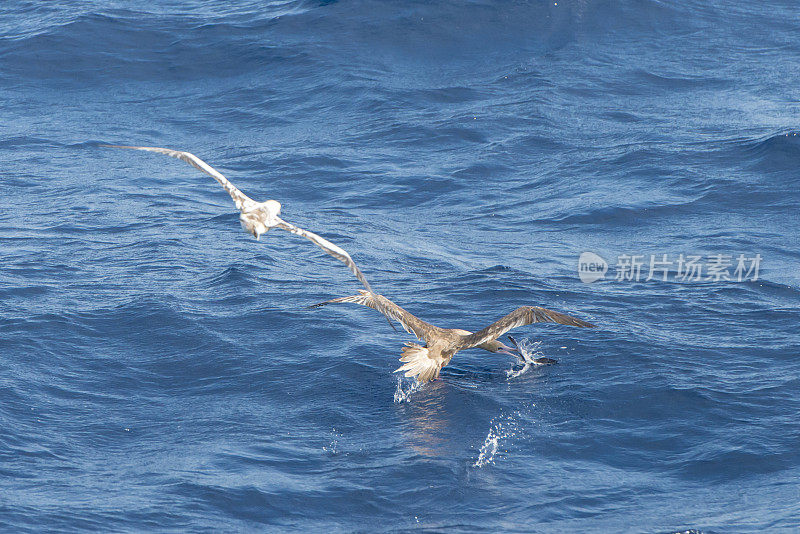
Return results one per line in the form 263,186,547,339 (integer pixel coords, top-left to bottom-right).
309,290,438,343
102,145,254,211
458,306,596,350
275,219,373,293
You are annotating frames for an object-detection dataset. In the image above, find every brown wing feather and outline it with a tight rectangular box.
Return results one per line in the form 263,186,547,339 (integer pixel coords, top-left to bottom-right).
457,306,595,350
309,290,439,343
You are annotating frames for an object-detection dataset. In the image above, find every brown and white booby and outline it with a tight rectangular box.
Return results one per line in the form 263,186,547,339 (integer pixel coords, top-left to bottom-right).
311,290,595,382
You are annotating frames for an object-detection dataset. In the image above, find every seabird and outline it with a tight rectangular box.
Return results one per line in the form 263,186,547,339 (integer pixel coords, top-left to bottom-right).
102,145,373,292
311,290,595,382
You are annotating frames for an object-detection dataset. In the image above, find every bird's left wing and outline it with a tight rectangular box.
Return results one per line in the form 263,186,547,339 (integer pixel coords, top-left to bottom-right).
102,145,254,211
309,290,439,343
458,306,595,350
275,218,373,293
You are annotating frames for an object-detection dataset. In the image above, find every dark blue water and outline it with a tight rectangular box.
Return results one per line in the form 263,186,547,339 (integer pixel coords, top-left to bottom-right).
2,1,799,532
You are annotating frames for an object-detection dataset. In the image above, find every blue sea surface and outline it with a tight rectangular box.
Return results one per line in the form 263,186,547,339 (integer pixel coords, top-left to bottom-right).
1,1,799,532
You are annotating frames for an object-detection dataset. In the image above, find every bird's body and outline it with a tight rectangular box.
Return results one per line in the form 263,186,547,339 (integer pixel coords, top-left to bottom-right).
102,145,373,292
311,290,595,382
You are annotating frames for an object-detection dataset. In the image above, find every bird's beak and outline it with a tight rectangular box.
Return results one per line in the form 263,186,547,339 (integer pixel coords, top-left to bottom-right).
499,335,525,356
495,341,519,356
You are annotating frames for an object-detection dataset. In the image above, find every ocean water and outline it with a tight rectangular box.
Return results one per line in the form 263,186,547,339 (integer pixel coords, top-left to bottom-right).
1,1,799,531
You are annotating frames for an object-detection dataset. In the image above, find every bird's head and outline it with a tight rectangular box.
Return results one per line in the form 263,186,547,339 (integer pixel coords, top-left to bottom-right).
239,199,282,240
485,339,520,356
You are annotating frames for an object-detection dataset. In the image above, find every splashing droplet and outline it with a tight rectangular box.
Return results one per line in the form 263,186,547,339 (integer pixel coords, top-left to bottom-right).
506,339,544,379
394,376,424,403
474,415,519,467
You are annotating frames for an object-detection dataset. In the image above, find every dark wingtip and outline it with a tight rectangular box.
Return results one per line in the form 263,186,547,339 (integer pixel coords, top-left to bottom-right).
533,357,558,365
563,314,596,328
506,335,521,351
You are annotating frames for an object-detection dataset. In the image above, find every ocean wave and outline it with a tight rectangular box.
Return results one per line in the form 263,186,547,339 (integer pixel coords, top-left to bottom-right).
2,0,799,531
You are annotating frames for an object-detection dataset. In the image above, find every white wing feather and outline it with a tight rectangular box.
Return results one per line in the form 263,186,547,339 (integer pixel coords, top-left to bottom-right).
102,145,253,210
103,144,374,292
275,219,372,293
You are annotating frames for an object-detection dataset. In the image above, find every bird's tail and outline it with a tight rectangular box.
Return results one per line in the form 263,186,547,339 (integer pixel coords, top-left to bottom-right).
395,343,440,383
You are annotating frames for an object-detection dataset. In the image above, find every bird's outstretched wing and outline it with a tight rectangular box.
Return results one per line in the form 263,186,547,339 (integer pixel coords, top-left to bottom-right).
102,145,254,210
458,306,595,350
105,144,376,292
275,219,373,293
309,290,439,343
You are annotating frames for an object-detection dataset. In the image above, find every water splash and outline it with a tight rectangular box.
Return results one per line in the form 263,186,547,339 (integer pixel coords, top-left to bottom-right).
393,376,424,403
322,428,341,455
506,339,544,379
473,414,519,468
